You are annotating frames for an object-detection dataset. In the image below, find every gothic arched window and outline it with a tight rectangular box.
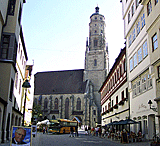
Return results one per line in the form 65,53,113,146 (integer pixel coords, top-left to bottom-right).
94,39,98,47
65,98,69,119
44,98,48,109
54,98,58,110
94,59,97,66
76,98,81,110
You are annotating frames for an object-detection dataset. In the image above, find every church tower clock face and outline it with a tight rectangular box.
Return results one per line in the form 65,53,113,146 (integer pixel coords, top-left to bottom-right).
84,6,109,123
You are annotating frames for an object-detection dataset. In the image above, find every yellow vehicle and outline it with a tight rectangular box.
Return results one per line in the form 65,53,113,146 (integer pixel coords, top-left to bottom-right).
47,119,77,134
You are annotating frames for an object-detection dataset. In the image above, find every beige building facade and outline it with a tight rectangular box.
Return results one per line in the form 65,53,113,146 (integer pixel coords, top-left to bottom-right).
0,0,33,143
139,0,160,137
121,0,160,140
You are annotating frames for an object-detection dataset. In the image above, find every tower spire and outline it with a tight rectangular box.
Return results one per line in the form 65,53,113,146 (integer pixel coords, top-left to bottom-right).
95,5,99,13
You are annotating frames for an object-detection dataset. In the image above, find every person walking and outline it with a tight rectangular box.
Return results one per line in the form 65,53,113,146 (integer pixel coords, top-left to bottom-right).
91,127,95,136
98,127,102,137
95,127,99,136
102,127,105,138
75,126,79,137
85,126,88,135
43,127,45,134
88,126,91,135
69,127,74,137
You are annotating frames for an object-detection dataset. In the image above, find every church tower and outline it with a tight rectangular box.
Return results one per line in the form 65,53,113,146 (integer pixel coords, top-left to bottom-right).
84,6,109,123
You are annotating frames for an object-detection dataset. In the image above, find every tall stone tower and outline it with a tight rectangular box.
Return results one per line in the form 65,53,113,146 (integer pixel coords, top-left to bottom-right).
84,6,109,123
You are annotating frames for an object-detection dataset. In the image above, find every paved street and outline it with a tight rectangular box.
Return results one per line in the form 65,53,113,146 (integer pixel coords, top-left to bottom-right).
0,130,151,146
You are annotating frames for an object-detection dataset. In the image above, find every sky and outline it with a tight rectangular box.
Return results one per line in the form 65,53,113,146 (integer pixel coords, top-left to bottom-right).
22,0,125,75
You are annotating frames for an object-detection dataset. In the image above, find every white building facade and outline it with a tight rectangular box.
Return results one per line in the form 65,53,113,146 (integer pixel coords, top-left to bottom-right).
121,0,159,140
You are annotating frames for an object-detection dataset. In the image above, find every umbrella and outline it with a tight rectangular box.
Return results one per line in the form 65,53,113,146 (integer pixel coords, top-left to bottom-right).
117,119,138,125
105,121,118,126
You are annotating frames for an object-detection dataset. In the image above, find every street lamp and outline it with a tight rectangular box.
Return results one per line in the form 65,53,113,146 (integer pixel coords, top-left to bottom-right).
148,100,157,112
22,79,31,126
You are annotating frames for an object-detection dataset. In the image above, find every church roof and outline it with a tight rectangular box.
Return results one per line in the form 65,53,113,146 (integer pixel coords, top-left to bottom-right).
34,69,87,95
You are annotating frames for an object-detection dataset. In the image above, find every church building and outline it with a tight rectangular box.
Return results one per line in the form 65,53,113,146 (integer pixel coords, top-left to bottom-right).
33,6,109,127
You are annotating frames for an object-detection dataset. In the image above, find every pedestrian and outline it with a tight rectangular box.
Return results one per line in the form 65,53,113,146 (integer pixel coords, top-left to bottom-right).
88,126,91,135
102,127,105,138
95,127,99,136
75,126,79,137
69,127,74,137
43,127,45,134
46,127,48,133
91,127,95,136
98,127,102,137
85,126,88,135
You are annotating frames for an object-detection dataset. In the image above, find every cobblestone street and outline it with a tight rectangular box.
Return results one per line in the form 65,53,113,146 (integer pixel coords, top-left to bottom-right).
0,130,151,146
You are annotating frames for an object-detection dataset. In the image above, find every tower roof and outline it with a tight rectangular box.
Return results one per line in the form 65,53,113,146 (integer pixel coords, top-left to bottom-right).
95,6,99,13
90,6,104,18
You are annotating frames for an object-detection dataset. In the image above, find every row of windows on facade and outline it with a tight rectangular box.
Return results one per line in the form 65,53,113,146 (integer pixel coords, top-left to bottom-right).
94,23,103,27
102,88,128,113
1,36,17,63
130,40,147,71
128,13,145,47
128,0,159,47
93,16,103,21
128,0,140,24
132,72,152,97
147,0,158,16
93,30,103,35
101,60,126,98
1,0,23,60
34,97,82,111
14,73,22,94
8,0,22,25
130,31,158,72
18,43,26,69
